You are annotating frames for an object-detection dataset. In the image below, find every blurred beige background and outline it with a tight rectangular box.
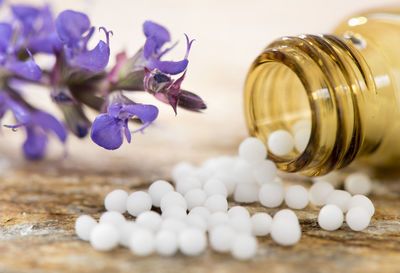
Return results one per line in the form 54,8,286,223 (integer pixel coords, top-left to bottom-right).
1,0,399,175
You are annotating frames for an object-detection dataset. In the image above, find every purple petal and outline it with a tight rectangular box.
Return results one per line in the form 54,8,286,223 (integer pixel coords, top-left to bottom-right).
6,59,42,81
11,5,40,20
143,21,170,50
123,103,159,125
37,5,55,33
29,32,62,54
150,58,188,75
33,111,67,142
11,5,40,29
143,36,157,59
0,93,8,119
107,104,123,118
124,123,131,143
7,99,30,123
0,23,12,53
56,10,90,45
90,114,124,150
23,127,47,160
73,40,110,71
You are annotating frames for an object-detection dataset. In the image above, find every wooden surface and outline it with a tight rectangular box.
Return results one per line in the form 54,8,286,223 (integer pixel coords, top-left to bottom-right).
0,149,400,273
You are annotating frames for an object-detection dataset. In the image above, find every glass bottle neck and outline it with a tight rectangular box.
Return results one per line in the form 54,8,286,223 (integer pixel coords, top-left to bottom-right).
244,34,387,176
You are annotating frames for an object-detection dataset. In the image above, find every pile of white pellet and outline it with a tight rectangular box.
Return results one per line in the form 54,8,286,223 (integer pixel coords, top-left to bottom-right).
75,135,374,260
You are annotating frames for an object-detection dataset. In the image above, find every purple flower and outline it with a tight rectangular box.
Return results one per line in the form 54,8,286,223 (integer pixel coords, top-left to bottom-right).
20,111,66,160
0,22,42,81
90,94,158,150
109,21,194,90
143,21,194,75
55,10,111,71
1,94,66,159
10,5,61,54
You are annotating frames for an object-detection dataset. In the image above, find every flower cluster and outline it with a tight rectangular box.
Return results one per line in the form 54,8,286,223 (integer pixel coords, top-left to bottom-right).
0,3,205,159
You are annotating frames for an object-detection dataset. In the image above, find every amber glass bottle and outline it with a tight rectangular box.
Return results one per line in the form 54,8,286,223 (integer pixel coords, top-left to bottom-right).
244,7,400,176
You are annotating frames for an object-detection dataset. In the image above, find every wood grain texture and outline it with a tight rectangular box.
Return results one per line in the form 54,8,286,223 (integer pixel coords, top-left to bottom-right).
0,155,399,273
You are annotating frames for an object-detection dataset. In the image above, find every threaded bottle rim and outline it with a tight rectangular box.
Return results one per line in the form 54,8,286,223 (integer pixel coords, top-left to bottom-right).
244,34,378,176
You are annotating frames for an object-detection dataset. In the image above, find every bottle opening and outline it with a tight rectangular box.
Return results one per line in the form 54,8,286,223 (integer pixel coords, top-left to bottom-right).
245,35,382,175
246,61,312,162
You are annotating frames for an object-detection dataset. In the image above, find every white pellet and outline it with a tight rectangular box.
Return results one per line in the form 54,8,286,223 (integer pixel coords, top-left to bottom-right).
346,206,371,231
347,194,375,217
344,173,372,195
267,130,294,156
130,228,155,256
160,218,187,234
162,205,187,220
119,221,138,247
188,206,211,220
199,158,221,177
186,213,208,231
251,212,272,236
208,211,229,229
229,215,252,234
234,183,259,203
160,191,187,212
259,182,284,208
209,225,236,253
294,127,310,152
176,176,202,195
148,180,174,207
238,137,267,163
271,209,301,246
203,194,228,213
155,230,178,256
326,190,352,212
178,228,207,256
75,215,97,241
184,189,207,210
285,185,309,210
190,168,211,184
309,181,334,206
200,156,235,178
126,191,152,217
203,178,228,197
212,172,236,196
90,223,120,251
292,119,311,134
231,234,258,260
99,211,126,227
136,211,162,232
228,206,250,219
252,159,277,185
172,162,196,182
104,189,128,213
318,204,343,231
273,209,299,222
232,159,254,184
